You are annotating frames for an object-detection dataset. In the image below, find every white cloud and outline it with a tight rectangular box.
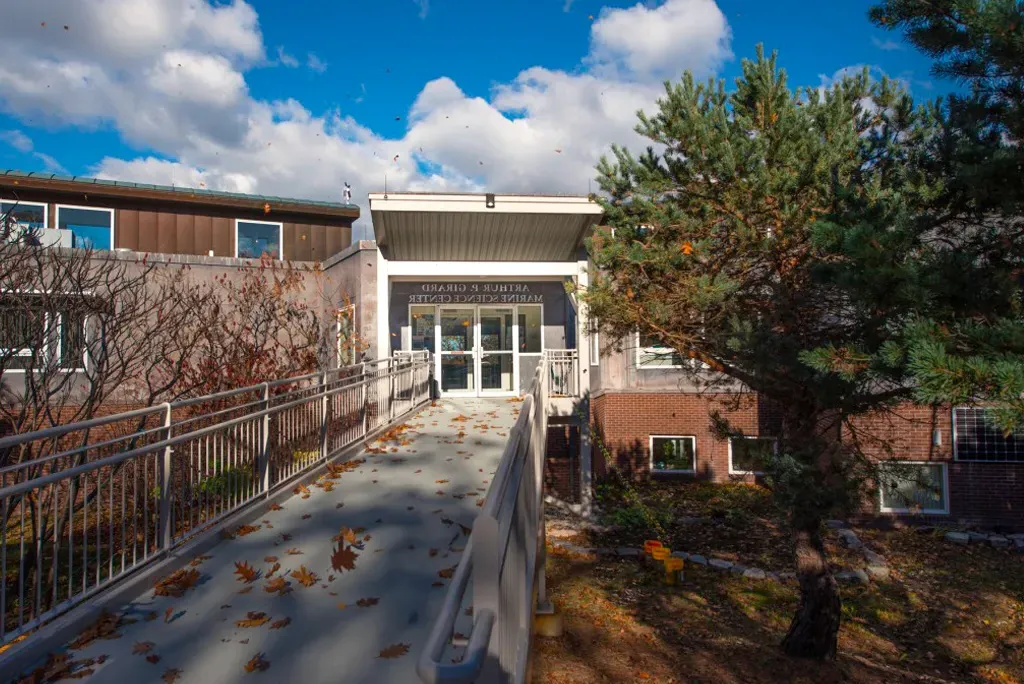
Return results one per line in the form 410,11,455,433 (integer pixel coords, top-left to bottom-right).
871,36,902,51
413,0,429,19
1,129,33,153
307,53,328,73
0,129,67,173
0,0,733,235
276,46,299,68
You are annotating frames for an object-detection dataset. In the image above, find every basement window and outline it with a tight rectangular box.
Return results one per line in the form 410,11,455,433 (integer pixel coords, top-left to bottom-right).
650,435,696,473
878,462,949,515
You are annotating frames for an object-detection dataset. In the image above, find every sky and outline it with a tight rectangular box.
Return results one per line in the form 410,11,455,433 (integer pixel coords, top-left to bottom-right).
0,0,954,240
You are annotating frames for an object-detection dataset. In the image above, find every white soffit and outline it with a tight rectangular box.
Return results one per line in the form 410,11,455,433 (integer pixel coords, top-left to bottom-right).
369,192,603,262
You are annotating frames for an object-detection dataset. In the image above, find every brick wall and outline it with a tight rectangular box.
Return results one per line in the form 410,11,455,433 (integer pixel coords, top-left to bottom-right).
844,404,1024,530
544,424,580,502
586,394,1024,530
590,391,780,484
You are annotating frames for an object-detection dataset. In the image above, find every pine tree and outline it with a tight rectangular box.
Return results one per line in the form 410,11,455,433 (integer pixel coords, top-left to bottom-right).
582,46,952,659
866,1,1024,432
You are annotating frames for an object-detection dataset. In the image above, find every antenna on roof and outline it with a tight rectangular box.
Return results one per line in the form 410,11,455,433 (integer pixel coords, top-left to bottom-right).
383,174,388,200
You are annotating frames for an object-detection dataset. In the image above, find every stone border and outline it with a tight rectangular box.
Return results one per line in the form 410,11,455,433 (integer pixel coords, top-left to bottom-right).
943,530,1024,550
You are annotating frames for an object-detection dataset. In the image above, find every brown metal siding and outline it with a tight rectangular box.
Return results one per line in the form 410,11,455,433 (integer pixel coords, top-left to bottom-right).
194,214,213,256
175,213,195,255
137,211,158,253
116,209,139,249
212,216,233,257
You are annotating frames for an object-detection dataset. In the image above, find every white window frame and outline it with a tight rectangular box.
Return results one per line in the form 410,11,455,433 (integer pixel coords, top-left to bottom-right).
635,331,685,369
0,313,45,374
234,218,283,260
877,461,950,515
1,199,49,240
516,303,544,356
649,435,697,474
408,303,437,353
728,435,777,476
55,312,89,373
55,204,115,251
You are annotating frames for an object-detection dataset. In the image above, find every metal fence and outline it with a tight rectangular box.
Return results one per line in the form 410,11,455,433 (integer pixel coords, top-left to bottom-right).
418,356,550,684
545,349,578,398
0,353,433,644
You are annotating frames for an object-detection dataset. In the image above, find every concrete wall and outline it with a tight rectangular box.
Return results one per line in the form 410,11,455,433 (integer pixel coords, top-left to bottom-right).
322,241,380,361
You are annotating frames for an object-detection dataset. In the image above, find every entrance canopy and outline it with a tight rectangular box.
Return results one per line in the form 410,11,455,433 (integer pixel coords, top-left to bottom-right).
368,192,603,262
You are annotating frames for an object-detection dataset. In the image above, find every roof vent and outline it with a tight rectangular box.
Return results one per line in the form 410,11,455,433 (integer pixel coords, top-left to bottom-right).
485,193,495,209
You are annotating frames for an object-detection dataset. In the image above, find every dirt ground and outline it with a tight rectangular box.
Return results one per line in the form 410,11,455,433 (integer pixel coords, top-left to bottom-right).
533,484,1024,684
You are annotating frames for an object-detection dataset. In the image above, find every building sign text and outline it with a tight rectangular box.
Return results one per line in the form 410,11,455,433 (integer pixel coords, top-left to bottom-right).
407,283,543,304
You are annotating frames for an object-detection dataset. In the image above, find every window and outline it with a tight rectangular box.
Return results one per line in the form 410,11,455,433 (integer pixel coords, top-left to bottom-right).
56,205,113,250
1,297,89,372
729,436,776,475
410,305,436,352
236,219,282,259
637,333,684,368
878,462,949,515
953,407,1024,462
1,200,47,242
336,305,357,366
517,304,542,354
650,436,696,473
0,300,46,370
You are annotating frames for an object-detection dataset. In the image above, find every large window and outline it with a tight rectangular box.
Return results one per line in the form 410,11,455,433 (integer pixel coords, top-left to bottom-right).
729,436,776,475
650,436,696,473
0,297,88,372
878,462,949,515
637,333,684,368
236,219,282,259
517,304,542,354
410,305,435,352
1,200,47,242
953,407,1024,462
56,205,113,250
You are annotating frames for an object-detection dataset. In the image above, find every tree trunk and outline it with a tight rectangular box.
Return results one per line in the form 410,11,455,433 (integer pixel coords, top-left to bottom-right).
781,522,840,659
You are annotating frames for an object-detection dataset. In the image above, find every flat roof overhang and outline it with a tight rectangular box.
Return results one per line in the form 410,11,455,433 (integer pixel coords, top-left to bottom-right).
368,192,603,262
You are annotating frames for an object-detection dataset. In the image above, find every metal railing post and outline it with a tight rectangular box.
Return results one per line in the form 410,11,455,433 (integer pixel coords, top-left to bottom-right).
360,363,368,438
320,371,329,458
158,403,173,550
258,382,270,494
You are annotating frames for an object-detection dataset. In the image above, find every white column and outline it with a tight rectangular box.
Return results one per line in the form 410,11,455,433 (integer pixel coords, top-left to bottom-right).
575,259,593,517
375,249,390,361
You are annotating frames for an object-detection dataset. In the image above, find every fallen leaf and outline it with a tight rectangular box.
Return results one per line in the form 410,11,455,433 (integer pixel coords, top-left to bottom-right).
244,653,271,672
378,643,410,659
356,597,379,607
435,479,449,484
301,514,312,520
235,524,261,537
438,565,457,579
331,544,359,572
153,568,201,597
268,503,283,511
238,586,253,595
146,654,161,664
145,612,158,622
264,556,279,563
133,641,154,655
264,576,292,596
428,549,439,557
236,611,271,628
337,602,347,610
270,617,291,629
291,565,319,588
163,606,174,624
234,561,260,584
267,562,281,577
162,668,183,683
286,548,303,555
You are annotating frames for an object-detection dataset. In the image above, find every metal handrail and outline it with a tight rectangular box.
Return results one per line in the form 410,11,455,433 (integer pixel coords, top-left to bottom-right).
418,357,549,684
0,354,434,644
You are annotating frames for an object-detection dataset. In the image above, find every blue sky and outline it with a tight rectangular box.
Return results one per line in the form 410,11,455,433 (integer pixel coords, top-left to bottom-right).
0,0,952,237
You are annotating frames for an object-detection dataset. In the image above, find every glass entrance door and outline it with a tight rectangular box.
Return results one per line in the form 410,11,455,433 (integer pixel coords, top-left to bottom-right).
478,307,514,394
439,308,475,393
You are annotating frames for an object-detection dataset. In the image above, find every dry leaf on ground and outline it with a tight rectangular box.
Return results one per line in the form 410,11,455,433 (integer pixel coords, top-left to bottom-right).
236,611,271,628
244,653,271,672
378,643,410,659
